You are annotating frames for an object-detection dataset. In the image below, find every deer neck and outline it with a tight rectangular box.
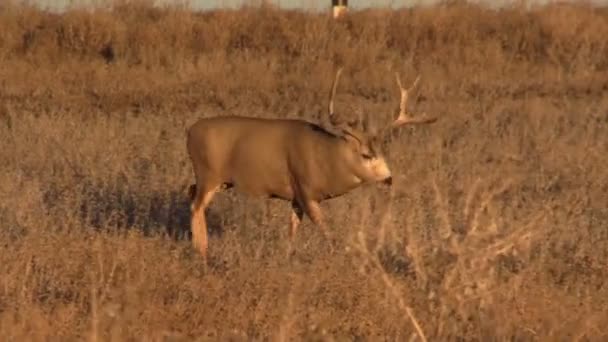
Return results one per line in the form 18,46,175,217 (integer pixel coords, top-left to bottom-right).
318,139,369,196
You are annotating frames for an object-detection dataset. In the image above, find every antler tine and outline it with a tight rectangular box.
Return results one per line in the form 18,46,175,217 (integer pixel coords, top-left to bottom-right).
409,75,421,92
395,72,407,121
391,73,435,128
328,67,343,119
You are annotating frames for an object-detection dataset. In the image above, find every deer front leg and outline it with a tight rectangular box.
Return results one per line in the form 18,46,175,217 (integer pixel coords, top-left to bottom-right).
301,199,337,251
286,202,304,258
290,201,304,240
302,200,328,233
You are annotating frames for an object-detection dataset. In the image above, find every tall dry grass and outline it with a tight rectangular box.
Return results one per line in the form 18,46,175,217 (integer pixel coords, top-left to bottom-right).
1,1,608,340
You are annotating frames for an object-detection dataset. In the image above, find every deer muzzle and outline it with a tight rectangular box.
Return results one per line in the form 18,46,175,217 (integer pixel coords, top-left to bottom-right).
383,176,393,186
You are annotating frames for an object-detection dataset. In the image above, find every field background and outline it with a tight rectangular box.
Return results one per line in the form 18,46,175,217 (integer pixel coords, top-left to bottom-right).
1,1,608,340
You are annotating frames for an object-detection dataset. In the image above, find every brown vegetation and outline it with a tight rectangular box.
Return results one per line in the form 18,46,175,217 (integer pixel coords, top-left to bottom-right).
1,1,608,340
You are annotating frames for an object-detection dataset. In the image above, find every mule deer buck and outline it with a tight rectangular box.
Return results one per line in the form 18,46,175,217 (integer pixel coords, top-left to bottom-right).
186,68,437,257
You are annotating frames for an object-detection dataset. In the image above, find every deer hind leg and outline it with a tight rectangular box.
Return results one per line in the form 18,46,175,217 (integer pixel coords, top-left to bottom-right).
190,181,220,258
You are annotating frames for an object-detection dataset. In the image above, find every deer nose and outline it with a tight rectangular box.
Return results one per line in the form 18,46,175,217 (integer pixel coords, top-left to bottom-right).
383,176,393,186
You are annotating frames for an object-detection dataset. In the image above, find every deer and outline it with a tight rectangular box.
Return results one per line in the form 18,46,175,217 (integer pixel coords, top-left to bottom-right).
186,68,437,258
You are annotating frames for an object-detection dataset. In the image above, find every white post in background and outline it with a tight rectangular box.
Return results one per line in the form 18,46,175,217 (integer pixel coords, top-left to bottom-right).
332,0,348,19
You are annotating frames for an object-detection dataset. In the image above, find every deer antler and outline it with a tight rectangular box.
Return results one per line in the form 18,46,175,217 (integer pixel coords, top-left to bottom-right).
328,67,343,125
391,73,437,128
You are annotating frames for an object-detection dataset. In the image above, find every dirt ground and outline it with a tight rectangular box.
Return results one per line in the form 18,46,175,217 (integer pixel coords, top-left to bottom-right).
1,1,607,340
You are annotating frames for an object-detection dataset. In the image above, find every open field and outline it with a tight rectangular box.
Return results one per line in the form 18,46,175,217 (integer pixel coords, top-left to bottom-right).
1,1,608,340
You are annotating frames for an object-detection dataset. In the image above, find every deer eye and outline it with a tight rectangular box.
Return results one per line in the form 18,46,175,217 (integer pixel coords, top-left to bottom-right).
361,153,373,160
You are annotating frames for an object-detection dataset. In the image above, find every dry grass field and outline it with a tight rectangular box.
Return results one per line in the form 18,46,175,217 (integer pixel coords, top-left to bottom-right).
1,0,608,340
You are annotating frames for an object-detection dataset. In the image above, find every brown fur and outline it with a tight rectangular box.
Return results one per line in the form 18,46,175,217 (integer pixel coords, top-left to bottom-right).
186,70,436,257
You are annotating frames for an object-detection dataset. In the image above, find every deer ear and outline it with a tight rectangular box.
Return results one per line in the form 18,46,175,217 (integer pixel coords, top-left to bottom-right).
363,117,378,136
340,133,360,150
338,127,363,147
329,111,347,127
